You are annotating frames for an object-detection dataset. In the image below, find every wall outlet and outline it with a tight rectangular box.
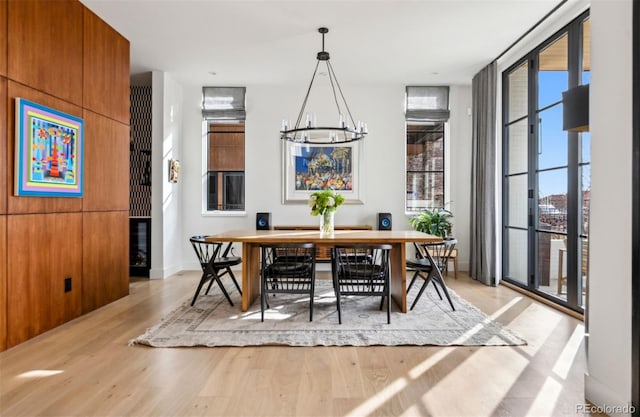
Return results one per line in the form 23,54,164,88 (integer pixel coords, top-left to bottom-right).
64,277,72,293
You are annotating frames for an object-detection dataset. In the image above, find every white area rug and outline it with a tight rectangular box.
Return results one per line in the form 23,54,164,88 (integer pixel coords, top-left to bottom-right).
130,280,526,347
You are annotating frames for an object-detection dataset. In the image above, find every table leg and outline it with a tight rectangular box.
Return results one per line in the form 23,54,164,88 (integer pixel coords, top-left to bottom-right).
389,243,407,313
241,243,260,311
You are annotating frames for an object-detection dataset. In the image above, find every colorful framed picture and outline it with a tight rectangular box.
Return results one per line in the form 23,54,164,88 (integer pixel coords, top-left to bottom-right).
282,140,364,204
15,98,84,197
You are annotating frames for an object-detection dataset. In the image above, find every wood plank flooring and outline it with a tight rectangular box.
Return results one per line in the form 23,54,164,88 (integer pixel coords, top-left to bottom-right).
0,271,601,416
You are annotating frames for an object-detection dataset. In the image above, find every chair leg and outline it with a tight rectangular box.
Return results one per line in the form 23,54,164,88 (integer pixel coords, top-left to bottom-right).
433,275,455,311
309,280,315,322
191,273,210,306
261,273,266,322
410,275,433,310
204,274,216,295
228,268,242,295
406,270,420,293
431,279,443,300
386,279,391,324
214,274,234,306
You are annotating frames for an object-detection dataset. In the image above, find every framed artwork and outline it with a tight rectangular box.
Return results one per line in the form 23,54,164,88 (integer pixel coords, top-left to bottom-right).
282,140,363,204
169,159,180,183
14,98,84,197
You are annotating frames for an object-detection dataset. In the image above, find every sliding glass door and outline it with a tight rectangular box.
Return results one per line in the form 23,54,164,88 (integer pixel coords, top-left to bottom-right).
503,12,589,313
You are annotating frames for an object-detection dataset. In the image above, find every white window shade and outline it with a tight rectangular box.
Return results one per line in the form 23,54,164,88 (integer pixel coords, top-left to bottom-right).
405,86,450,122
202,87,246,121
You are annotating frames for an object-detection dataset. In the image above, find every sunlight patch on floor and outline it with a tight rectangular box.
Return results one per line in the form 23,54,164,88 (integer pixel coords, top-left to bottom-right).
17,370,64,379
552,323,585,379
525,376,563,416
344,377,409,417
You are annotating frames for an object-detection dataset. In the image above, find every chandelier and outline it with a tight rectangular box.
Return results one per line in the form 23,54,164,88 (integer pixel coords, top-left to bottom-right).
280,27,367,144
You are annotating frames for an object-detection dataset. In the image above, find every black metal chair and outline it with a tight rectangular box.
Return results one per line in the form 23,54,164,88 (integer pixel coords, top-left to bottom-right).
189,236,242,306
331,244,392,324
406,239,457,311
260,243,316,322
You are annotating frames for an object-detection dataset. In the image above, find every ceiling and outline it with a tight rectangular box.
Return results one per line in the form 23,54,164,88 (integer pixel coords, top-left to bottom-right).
80,0,564,87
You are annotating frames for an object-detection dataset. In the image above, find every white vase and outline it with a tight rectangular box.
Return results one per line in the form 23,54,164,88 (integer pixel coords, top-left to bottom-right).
320,210,335,236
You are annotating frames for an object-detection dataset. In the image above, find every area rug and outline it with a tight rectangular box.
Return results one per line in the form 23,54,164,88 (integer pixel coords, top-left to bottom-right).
130,280,526,347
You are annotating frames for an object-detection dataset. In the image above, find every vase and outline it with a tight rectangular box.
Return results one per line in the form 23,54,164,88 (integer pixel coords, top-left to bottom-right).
320,210,335,236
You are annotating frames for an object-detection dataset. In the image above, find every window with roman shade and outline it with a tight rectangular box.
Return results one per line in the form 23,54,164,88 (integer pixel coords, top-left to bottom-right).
202,87,246,212
405,86,450,212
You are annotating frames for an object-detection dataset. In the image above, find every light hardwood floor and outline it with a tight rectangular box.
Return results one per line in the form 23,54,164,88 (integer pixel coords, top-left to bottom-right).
0,270,601,417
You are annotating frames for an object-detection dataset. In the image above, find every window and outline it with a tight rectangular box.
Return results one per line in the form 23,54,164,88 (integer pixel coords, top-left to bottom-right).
502,11,589,312
202,87,246,213
405,86,450,212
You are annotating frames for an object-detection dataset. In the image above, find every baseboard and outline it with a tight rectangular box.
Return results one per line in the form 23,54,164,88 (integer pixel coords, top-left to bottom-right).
149,264,182,279
585,373,635,416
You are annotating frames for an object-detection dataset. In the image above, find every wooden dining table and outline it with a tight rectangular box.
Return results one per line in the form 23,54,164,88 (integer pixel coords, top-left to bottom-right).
205,229,441,313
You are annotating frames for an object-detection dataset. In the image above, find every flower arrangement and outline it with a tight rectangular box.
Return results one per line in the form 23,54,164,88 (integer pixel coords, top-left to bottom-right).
308,189,345,216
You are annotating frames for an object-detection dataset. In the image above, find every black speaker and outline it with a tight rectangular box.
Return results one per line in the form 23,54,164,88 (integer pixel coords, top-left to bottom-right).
256,212,272,230
378,213,392,230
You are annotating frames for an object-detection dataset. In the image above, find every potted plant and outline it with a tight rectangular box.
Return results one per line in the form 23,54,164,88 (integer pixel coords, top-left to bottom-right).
409,208,454,238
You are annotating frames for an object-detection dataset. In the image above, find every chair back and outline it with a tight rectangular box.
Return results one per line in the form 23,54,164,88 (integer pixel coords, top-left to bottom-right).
189,236,223,269
415,239,457,273
261,243,316,294
333,244,391,295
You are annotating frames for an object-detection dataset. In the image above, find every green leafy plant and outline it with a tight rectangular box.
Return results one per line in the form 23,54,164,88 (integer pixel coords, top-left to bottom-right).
308,190,345,216
409,208,454,237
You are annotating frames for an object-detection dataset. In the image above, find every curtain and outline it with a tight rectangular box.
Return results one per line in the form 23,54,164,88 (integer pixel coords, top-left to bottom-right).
470,62,497,286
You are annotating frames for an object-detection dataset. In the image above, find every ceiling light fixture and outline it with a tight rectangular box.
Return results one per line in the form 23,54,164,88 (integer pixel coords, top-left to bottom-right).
280,27,367,144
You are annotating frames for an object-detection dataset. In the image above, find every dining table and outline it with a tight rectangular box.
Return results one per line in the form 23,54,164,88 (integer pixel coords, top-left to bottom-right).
205,229,441,313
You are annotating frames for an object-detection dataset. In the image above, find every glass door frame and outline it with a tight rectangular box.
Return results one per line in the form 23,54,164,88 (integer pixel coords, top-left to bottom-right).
502,10,589,314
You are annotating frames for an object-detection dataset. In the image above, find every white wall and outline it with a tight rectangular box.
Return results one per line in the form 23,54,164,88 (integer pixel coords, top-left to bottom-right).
150,71,184,279
180,82,472,271
587,0,633,413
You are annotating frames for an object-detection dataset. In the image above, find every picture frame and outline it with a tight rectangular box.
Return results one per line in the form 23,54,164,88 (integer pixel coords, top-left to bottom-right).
14,98,84,197
169,159,180,183
282,140,364,204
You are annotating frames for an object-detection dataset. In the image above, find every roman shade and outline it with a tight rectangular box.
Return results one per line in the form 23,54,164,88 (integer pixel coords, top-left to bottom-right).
405,86,450,122
202,87,246,121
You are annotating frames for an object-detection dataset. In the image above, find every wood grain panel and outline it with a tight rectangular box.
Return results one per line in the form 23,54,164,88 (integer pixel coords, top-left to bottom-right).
209,146,245,171
7,213,83,348
209,123,244,133
82,211,129,313
83,8,130,124
7,0,83,105
6,82,83,214
83,110,129,211
0,77,6,214
0,0,6,77
0,215,6,352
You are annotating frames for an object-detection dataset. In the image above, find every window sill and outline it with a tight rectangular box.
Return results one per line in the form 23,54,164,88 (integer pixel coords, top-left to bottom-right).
202,211,247,217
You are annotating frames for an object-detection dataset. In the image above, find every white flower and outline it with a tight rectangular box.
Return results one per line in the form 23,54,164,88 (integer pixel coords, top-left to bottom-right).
327,197,335,207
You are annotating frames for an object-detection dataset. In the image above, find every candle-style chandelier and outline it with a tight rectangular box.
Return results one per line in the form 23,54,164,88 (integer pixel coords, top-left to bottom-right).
280,27,367,144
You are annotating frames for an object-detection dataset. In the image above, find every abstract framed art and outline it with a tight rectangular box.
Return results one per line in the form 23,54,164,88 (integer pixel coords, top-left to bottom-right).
14,98,84,197
282,140,364,204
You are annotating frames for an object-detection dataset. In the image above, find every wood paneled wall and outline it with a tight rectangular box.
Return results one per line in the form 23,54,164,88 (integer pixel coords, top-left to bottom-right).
1,0,130,349
0,0,6,77
82,212,129,313
8,0,83,106
0,215,6,352
7,214,83,347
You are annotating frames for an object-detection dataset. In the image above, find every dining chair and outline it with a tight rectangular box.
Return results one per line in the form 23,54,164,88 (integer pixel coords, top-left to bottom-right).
260,243,316,322
406,239,457,311
189,236,242,306
331,244,392,324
